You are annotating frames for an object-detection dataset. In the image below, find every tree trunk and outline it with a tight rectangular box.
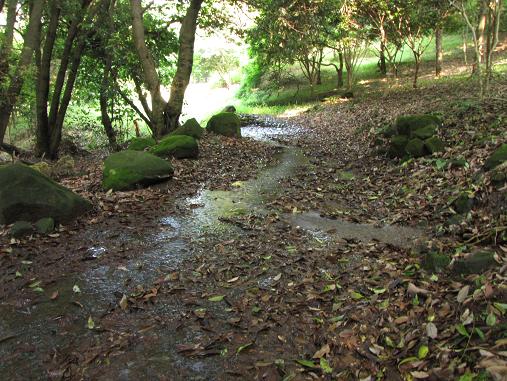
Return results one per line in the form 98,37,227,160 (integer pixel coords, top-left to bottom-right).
163,0,204,134
0,0,18,81
338,52,344,88
413,53,420,88
0,0,45,145
36,0,60,156
100,56,118,150
379,41,387,76
130,0,166,137
435,26,443,77
478,0,488,63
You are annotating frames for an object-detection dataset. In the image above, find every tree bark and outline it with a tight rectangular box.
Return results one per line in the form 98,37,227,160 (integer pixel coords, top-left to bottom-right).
478,0,488,63
163,0,204,134
130,0,166,137
413,52,420,88
379,39,387,76
100,56,118,150
0,0,18,82
0,0,45,145
36,0,61,156
435,26,443,77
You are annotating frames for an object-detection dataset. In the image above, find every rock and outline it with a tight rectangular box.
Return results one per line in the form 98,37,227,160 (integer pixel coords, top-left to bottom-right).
381,124,398,138
169,118,204,140
412,125,437,140
0,163,92,225
35,217,55,234
448,158,468,169
10,221,33,238
206,112,242,138
491,164,507,185
149,135,199,159
222,105,236,113
341,91,354,99
425,136,445,154
31,161,52,177
53,155,75,177
484,143,507,171
421,252,451,272
128,136,156,151
388,135,409,158
452,193,473,214
452,251,498,275
0,151,12,163
405,138,426,158
102,150,173,191
395,114,441,137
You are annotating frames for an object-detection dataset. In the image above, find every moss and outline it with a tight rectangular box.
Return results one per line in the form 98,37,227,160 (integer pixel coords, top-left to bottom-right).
421,252,451,272
412,125,437,140
35,217,55,234
425,136,445,154
484,143,507,171
128,136,156,151
405,138,426,158
169,118,204,140
102,150,173,191
0,163,92,225
31,161,52,177
388,135,409,158
150,135,198,159
452,193,473,214
10,221,33,238
206,112,242,137
452,251,498,275
395,114,441,137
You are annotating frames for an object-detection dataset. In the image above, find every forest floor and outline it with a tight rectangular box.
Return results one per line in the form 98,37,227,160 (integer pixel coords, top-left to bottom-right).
1,72,507,380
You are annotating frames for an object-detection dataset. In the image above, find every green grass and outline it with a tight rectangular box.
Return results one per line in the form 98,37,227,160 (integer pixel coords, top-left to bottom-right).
236,33,482,113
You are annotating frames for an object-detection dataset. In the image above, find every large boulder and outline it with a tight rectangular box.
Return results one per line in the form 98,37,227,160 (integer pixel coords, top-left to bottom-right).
102,150,173,191
452,251,498,275
0,163,92,225
394,114,441,137
169,118,204,140
128,136,156,151
484,144,507,171
206,112,242,138
149,135,199,159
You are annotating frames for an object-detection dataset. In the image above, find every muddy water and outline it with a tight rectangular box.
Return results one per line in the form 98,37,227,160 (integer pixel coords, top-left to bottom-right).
0,122,423,379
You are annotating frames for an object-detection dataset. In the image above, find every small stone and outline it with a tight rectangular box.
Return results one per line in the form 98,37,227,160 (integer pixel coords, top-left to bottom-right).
448,158,468,169
452,251,498,275
128,137,156,151
421,252,451,273
484,144,507,171
206,112,242,138
222,105,237,113
35,217,55,234
10,221,33,238
452,193,473,214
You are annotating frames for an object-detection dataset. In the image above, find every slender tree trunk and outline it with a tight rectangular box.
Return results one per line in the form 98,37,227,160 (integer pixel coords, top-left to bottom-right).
413,53,420,88
379,40,387,76
100,56,118,150
164,0,204,134
130,0,166,137
338,52,344,87
0,0,45,145
36,0,60,156
435,26,443,77
462,26,468,65
0,0,18,82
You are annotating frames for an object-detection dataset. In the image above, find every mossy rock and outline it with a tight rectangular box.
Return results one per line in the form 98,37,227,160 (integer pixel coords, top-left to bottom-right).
491,166,507,185
405,138,426,158
381,124,398,138
150,135,198,159
102,150,174,191
452,193,473,214
425,136,445,154
388,135,409,158
206,112,242,138
10,221,33,238
53,155,75,177
448,158,468,169
35,217,55,234
128,137,156,151
169,118,204,140
31,161,52,177
413,125,437,140
421,252,451,273
484,143,507,171
0,163,92,225
452,251,498,275
395,114,441,137
222,105,236,113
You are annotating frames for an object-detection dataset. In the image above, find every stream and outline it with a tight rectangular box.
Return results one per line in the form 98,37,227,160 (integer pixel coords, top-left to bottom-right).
0,120,423,380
